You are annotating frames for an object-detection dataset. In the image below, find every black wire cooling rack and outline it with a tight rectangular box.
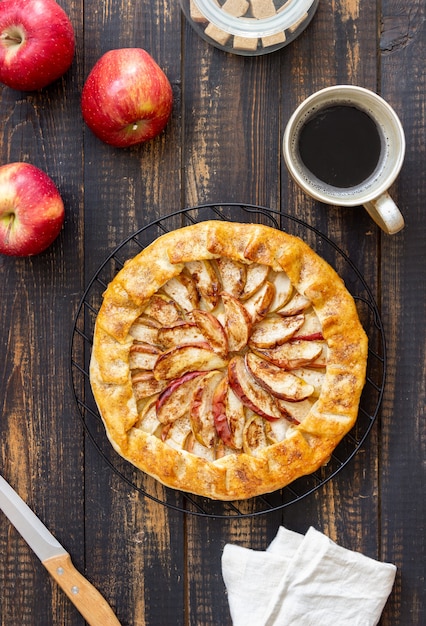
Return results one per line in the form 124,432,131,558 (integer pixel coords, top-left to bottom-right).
70,204,386,518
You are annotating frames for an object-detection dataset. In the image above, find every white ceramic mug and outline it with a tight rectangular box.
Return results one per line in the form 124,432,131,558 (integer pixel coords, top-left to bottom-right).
283,85,406,234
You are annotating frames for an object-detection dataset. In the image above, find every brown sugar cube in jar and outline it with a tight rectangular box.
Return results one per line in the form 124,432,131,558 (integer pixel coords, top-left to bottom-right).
204,22,232,45
233,35,259,51
190,0,207,22
262,30,286,48
222,0,250,17
250,0,277,19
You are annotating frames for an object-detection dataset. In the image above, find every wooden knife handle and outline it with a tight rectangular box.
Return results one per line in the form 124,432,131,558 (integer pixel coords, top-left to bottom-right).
43,553,121,626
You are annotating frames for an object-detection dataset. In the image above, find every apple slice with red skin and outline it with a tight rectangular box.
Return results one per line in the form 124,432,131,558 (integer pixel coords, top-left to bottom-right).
228,356,283,421
249,313,305,349
162,273,199,312
243,280,275,323
190,370,224,448
212,376,234,448
290,310,324,341
212,375,245,449
185,260,220,310
306,343,328,368
156,370,207,424
221,292,252,352
292,332,324,341
153,342,228,380
252,340,323,370
245,352,315,401
216,257,247,297
189,309,228,357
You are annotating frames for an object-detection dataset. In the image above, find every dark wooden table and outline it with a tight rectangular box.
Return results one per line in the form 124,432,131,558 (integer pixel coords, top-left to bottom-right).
1,1,425,624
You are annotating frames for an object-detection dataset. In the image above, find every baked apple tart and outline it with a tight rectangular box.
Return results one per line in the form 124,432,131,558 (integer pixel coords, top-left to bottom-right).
90,221,368,500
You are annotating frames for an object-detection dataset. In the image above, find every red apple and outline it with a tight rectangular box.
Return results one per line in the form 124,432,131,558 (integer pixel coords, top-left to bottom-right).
0,0,75,91
0,162,65,256
81,48,173,148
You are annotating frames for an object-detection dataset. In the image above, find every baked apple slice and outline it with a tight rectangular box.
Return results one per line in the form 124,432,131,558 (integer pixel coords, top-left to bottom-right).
228,355,283,420
212,376,233,447
185,260,220,310
308,343,328,368
216,257,246,297
162,273,200,312
129,342,162,370
243,280,275,322
157,322,205,349
277,398,314,425
266,416,292,444
245,352,315,401
162,416,193,450
190,370,224,447
277,291,311,316
252,340,323,370
190,309,228,356
156,370,207,424
221,292,252,352
153,343,228,380
129,316,160,344
225,385,246,450
268,271,293,311
249,313,305,349
291,310,324,340
242,412,268,456
132,371,167,400
290,367,325,396
241,263,269,300
212,376,246,450
135,396,162,434
143,294,183,326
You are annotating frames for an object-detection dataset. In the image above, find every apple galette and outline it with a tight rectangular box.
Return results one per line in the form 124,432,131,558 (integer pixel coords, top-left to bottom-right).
89,221,368,500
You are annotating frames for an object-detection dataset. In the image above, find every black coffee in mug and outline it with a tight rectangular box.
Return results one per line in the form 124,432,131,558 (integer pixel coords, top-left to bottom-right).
283,85,405,233
298,105,382,188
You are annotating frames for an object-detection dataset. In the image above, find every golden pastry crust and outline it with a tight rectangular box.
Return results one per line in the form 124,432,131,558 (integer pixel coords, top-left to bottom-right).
90,221,368,500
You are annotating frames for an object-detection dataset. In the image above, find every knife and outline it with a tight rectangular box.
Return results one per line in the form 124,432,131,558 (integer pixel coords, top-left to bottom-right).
0,473,121,626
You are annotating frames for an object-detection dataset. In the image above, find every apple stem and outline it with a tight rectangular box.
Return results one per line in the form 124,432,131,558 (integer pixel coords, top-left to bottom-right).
0,29,24,47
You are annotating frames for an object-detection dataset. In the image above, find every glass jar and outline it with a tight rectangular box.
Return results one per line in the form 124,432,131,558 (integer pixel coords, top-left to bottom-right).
180,0,319,56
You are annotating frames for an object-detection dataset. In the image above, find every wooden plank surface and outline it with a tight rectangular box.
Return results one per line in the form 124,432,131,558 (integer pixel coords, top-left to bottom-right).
0,0,424,624
379,1,426,624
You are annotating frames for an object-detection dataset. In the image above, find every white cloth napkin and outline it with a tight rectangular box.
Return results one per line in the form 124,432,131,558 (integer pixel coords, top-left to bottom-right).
222,526,396,626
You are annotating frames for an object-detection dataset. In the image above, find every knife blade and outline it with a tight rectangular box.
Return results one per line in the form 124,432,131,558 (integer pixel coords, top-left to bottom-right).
0,473,121,626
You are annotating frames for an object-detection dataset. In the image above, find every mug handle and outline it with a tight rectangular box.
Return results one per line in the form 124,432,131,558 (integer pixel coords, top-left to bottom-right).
363,192,405,235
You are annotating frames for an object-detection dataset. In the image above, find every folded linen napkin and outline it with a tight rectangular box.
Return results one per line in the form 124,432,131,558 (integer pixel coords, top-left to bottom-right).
222,526,396,626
